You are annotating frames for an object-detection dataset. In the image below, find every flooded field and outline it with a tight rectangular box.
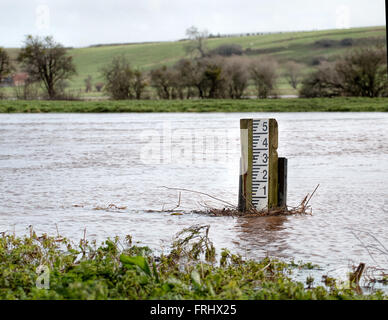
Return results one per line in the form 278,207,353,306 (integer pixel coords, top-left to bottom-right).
0,112,387,284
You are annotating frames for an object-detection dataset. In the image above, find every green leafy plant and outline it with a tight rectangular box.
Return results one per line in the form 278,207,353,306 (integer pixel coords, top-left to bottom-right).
0,227,386,300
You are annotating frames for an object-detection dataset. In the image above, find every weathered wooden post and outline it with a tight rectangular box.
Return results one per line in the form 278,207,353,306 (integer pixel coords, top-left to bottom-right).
239,119,284,212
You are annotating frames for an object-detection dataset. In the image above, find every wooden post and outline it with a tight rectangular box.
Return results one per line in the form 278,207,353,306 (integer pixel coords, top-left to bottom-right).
278,157,288,208
239,119,278,212
238,119,251,212
238,163,246,212
268,119,278,209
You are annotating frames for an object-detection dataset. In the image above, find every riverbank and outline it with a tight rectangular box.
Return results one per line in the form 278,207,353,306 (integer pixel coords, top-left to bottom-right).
0,98,387,113
0,226,386,300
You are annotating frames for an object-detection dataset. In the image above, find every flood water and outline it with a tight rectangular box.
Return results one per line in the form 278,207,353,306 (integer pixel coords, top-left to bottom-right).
0,112,387,284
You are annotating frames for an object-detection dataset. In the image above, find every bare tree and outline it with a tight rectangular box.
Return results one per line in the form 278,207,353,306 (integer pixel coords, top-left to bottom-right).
150,66,175,99
174,58,208,98
300,47,388,98
185,26,209,58
18,35,76,99
284,61,303,90
173,57,230,99
13,79,40,100
173,59,196,98
0,47,13,83
201,56,229,98
250,57,278,98
132,69,147,100
224,56,250,99
102,56,134,100
335,47,387,97
84,75,92,93
299,62,341,98
101,60,146,99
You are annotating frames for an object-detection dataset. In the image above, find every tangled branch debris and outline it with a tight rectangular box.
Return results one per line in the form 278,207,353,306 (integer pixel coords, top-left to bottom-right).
93,203,127,212
162,185,318,217
161,186,236,208
203,195,313,217
349,228,388,285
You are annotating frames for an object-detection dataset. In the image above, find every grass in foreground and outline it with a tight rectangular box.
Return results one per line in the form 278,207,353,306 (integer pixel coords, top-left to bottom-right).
0,225,386,300
0,98,388,113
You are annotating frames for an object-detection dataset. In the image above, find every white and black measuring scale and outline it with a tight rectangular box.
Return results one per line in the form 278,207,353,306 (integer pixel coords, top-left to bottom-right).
251,119,270,210
239,118,278,212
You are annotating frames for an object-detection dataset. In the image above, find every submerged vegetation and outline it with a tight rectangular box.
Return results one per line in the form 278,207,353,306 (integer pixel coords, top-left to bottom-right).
0,225,386,300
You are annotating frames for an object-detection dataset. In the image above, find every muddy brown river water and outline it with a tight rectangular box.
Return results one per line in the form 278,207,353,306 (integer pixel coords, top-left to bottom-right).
0,112,387,286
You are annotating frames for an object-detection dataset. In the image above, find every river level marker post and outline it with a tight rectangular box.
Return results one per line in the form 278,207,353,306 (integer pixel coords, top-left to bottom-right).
238,119,282,212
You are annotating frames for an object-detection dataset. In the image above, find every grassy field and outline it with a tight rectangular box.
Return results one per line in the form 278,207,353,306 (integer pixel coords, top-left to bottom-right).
0,226,386,300
0,98,387,113
4,26,386,98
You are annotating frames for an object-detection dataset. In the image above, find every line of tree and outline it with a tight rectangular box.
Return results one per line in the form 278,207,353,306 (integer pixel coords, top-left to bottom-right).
102,55,280,100
1,33,387,100
102,46,388,100
101,27,387,100
99,26,280,100
300,46,388,98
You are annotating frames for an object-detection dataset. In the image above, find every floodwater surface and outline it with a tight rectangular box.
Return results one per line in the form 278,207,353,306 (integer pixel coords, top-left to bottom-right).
0,112,387,281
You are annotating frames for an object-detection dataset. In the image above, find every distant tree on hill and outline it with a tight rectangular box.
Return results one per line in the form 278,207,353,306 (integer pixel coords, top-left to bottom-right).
185,26,209,58
340,38,353,47
18,35,76,99
209,44,243,57
0,47,13,83
314,39,337,48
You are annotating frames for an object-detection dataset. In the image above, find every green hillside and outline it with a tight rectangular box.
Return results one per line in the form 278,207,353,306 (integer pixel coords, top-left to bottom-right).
4,26,387,97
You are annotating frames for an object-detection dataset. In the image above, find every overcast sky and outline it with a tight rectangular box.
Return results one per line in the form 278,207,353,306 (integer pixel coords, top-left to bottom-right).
1,0,386,47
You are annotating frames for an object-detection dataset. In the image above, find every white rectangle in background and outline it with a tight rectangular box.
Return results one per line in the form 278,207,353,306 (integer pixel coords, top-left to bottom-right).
252,119,269,211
